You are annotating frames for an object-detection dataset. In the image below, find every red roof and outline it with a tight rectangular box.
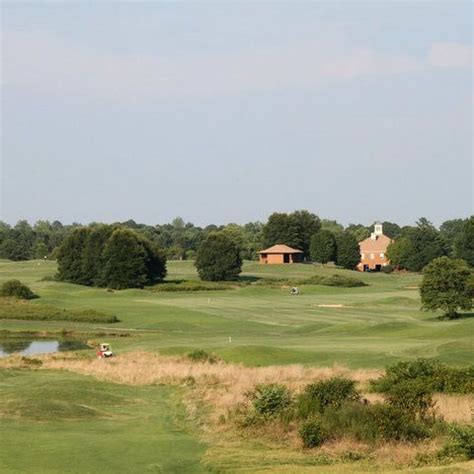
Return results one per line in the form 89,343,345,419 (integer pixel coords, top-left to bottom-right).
359,234,392,252
259,244,303,254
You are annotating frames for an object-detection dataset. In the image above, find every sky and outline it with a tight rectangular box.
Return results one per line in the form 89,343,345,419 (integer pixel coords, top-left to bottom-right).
1,1,472,227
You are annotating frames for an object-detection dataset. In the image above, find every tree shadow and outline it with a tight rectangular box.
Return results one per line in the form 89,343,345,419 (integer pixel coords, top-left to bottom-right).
430,312,474,321
239,275,261,283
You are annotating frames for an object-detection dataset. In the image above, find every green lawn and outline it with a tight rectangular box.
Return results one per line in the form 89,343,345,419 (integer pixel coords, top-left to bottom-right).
0,259,472,368
0,369,207,473
0,259,473,473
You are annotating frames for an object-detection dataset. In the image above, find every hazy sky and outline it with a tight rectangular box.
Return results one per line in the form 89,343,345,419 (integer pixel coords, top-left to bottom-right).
1,1,472,227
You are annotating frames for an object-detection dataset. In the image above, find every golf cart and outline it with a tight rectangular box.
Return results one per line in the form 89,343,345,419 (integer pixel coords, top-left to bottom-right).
97,343,113,358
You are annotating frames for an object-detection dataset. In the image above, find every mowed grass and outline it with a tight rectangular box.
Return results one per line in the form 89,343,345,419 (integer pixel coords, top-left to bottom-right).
0,368,207,473
0,259,473,368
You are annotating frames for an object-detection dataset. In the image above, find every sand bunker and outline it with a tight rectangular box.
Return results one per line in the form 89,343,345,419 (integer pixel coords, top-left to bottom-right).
315,304,348,308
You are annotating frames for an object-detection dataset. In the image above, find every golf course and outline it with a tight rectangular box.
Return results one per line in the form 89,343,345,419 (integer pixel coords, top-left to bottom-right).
0,259,473,472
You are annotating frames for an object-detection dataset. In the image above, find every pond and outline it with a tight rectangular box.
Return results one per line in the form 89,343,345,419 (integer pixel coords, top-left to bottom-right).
0,339,89,357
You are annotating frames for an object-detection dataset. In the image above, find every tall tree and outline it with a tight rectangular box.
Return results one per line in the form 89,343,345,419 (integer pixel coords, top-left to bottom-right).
261,213,301,250
455,217,474,266
381,221,401,239
57,227,91,283
101,228,149,289
81,225,115,286
195,232,242,281
335,231,360,270
420,256,473,319
320,219,344,234
386,220,446,272
291,210,321,258
310,230,336,264
346,224,370,242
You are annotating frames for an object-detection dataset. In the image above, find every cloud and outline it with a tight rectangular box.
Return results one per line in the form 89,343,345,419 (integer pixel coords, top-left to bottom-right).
428,42,473,68
1,30,472,104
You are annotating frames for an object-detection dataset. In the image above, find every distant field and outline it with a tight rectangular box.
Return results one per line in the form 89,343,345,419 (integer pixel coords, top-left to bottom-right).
0,259,472,368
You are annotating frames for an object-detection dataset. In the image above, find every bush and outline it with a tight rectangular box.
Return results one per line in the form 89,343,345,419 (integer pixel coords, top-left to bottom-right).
317,402,430,444
385,380,435,419
370,358,474,394
381,265,395,274
441,425,474,460
297,377,360,418
248,383,292,417
299,418,326,448
320,402,375,442
320,274,367,288
0,280,38,300
186,349,220,364
368,403,430,442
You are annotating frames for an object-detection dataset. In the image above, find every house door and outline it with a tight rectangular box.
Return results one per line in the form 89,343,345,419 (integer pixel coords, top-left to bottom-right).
283,254,290,263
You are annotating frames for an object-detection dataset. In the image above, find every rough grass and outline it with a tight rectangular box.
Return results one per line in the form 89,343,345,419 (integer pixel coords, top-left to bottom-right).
1,353,472,472
0,297,119,323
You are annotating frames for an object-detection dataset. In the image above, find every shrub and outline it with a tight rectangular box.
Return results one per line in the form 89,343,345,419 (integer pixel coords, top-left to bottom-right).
370,358,474,394
441,425,474,460
320,402,375,442
319,402,430,444
385,380,435,420
368,403,430,442
297,377,360,418
186,349,220,364
299,275,324,285
299,418,326,448
381,264,395,274
0,280,38,300
248,383,292,417
320,274,367,288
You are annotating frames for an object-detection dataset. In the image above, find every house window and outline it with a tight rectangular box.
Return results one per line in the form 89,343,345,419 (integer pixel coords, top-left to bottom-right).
380,253,384,258
361,253,365,259
370,253,374,260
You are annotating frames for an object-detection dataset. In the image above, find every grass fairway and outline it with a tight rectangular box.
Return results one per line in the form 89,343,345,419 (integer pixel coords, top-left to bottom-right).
0,368,207,473
0,259,472,368
0,259,473,472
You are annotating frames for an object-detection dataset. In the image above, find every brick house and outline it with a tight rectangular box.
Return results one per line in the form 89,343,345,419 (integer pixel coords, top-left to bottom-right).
357,223,392,271
259,244,304,264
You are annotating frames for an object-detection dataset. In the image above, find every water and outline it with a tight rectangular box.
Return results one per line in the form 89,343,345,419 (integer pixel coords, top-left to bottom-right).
0,339,88,357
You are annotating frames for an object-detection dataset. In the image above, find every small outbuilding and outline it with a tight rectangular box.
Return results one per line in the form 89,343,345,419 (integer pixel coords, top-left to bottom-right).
258,244,304,264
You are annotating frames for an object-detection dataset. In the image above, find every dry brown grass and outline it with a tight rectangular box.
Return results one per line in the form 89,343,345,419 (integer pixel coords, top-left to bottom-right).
2,352,473,471
1,352,472,424
30,352,378,418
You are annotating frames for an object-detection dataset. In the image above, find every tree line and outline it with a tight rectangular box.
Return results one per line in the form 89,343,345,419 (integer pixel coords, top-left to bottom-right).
0,213,472,271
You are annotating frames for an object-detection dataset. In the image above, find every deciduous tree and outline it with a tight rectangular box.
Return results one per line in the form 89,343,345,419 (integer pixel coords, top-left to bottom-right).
420,256,473,319
195,232,242,281
310,230,336,264
335,231,360,270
